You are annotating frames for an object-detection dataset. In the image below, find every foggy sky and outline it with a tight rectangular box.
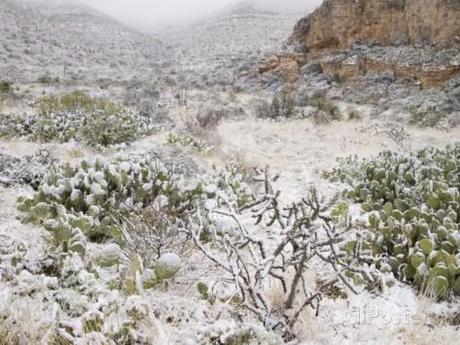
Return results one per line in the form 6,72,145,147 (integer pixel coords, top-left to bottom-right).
74,0,322,31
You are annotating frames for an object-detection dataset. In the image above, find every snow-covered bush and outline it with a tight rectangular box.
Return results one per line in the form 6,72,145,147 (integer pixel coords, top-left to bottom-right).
255,88,296,120
0,91,161,146
0,113,30,138
308,90,342,124
80,108,147,147
409,105,447,128
18,156,186,252
0,150,51,188
166,132,214,154
325,144,460,298
195,319,283,345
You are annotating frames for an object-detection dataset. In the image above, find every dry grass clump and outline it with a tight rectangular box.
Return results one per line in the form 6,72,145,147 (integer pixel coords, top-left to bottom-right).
37,90,117,114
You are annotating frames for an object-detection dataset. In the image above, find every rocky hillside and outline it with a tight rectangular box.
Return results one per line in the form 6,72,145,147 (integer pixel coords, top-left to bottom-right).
0,0,167,83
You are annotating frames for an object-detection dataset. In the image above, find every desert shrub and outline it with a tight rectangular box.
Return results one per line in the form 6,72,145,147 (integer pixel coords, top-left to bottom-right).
325,145,460,299
310,91,342,123
197,108,224,130
37,90,116,114
125,79,160,106
0,80,12,94
256,89,295,120
174,86,189,107
37,72,59,84
0,91,160,146
447,112,460,128
409,106,446,128
120,206,178,267
0,150,51,188
166,132,214,153
181,107,224,135
124,79,171,125
359,122,410,146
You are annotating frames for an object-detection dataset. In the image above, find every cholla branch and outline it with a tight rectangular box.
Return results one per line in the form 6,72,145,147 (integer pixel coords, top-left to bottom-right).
188,166,374,340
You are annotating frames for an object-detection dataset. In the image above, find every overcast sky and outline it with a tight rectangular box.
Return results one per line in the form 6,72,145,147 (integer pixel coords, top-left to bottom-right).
73,0,322,31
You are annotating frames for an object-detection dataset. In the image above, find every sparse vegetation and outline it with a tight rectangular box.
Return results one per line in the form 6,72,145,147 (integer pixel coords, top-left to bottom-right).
310,90,342,124
166,132,214,153
256,88,295,120
409,106,447,128
174,86,189,107
359,122,410,146
37,72,59,84
182,108,224,135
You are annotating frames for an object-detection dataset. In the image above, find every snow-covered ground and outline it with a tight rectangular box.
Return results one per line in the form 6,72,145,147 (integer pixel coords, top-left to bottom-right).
0,1,459,344
1,105,459,343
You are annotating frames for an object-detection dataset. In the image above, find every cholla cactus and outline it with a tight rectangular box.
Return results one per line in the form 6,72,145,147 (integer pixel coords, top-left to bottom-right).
189,166,372,340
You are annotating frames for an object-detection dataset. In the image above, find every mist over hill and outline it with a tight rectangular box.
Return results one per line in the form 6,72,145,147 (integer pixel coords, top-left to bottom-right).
64,0,323,31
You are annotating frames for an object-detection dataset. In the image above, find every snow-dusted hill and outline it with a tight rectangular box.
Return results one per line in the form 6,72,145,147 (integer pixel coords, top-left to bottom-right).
156,3,302,88
0,0,305,89
0,0,168,82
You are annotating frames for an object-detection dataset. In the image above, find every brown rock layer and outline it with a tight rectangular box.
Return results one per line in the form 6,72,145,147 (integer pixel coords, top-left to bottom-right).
319,57,460,87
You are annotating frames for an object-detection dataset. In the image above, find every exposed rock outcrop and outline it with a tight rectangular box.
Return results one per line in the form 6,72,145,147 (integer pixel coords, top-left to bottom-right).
262,0,460,87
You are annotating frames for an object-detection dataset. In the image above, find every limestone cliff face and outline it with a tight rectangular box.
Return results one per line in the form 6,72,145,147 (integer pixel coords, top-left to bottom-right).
289,0,460,53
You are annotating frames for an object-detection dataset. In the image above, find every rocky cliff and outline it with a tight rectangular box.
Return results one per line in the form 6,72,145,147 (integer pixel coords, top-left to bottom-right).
261,0,460,87
289,0,460,53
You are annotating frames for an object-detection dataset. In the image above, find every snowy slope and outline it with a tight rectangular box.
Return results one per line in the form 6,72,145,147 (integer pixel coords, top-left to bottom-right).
0,0,168,82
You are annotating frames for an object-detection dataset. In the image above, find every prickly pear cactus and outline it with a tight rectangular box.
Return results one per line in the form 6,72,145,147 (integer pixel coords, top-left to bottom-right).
326,144,460,298
0,91,161,146
18,155,254,259
155,252,182,280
